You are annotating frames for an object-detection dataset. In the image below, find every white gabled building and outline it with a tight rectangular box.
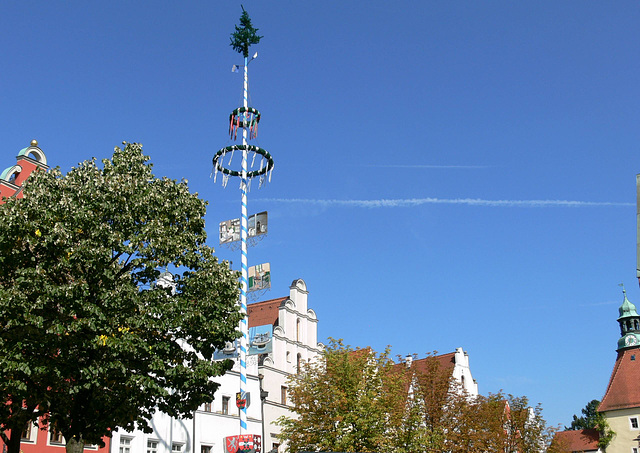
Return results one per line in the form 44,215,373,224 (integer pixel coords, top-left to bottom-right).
404,347,479,397
248,279,323,453
111,278,322,453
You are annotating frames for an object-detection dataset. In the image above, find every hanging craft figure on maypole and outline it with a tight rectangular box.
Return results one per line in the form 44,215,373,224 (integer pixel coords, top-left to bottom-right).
213,7,273,450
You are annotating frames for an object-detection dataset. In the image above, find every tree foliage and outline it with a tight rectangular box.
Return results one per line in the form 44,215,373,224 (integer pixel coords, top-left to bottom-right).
567,399,600,430
566,399,614,449
278,341,555,453
230,6,262,58
278,339,406,453
0,143,241,453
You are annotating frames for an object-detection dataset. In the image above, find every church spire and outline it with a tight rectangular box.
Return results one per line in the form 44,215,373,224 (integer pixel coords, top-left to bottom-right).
616,285,640,351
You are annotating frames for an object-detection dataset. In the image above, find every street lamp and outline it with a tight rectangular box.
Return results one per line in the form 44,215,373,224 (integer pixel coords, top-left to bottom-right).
258,373,269,452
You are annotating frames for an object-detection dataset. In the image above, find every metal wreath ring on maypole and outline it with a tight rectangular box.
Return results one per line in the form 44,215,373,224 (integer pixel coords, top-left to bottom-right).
229,107,261,125
213,144,274,178
229,107,261,140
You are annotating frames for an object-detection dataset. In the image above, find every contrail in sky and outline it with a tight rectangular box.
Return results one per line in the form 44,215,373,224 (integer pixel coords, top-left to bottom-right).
256,197,633,208
366,164,490,169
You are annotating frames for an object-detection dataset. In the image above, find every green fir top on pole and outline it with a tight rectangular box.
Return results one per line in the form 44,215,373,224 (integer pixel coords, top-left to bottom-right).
230,6,262,58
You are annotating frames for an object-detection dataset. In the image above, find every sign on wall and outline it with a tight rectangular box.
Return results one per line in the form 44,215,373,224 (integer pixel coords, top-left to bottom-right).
225,435,261,453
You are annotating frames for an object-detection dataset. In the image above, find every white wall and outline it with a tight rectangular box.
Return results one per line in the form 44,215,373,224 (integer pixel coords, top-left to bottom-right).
112,279,322,453
258,279,322,453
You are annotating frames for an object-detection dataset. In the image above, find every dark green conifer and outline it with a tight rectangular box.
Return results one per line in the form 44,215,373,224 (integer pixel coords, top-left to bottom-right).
230,6,262,58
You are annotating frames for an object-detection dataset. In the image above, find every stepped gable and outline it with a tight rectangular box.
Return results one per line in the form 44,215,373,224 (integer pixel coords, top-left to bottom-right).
247,297,287,328
599,347,640,412
552,429,600,452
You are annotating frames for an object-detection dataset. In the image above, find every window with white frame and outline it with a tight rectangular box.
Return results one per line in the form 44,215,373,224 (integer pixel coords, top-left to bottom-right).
147,439,159,453
222,396,230,415
50,427,64,444
21,422,37,442
630,417,639,429
201,446,212,453
632,448,638,453
172,443,184,453
120,437,133,453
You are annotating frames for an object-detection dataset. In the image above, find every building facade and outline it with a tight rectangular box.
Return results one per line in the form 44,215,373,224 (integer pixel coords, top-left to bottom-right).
404,347,479,397
598,290,640,453
0,140,48,202
110,278,323,453
251,279,323,453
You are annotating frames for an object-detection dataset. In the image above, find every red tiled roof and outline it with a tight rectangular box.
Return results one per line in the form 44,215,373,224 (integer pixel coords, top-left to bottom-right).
408,352,457,375
599,347,640,412
247,297,287,328
552,429,599,452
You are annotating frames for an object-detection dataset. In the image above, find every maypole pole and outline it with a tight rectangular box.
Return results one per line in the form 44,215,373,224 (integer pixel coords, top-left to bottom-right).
239,49,249,436
214,7,273,451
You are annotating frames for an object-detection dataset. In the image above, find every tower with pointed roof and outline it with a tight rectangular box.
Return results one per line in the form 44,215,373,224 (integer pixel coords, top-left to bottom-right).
598,290,640,453
616,290,640,351
0,140,48,202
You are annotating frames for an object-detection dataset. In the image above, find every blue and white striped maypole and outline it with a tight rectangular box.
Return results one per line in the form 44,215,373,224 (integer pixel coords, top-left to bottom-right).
213,8,273,443
239,53,249,434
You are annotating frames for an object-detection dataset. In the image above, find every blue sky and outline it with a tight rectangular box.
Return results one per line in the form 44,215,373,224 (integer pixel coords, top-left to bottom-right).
2,1,639,429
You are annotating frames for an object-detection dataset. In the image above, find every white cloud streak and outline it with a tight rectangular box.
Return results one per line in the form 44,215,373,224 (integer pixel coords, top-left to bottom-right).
366,164,490,169
256,197,633,208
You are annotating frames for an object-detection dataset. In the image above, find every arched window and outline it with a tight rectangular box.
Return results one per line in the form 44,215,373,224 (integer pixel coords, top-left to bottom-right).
296,319,301,342
297,353,301,374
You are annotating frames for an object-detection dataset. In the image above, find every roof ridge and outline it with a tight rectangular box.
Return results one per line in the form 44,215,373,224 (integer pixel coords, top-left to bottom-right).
600,351,623,409
248,296,288,307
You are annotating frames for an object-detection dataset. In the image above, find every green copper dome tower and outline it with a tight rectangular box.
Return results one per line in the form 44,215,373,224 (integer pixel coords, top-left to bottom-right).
616,288,640,350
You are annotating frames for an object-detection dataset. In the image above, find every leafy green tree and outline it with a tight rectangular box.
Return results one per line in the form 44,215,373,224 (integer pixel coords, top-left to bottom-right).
403,353,462,452
568,399,600,430
278,339,407,453
278,342,556,453
0,143,241,453
500,394,555,453
566,399,614,449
